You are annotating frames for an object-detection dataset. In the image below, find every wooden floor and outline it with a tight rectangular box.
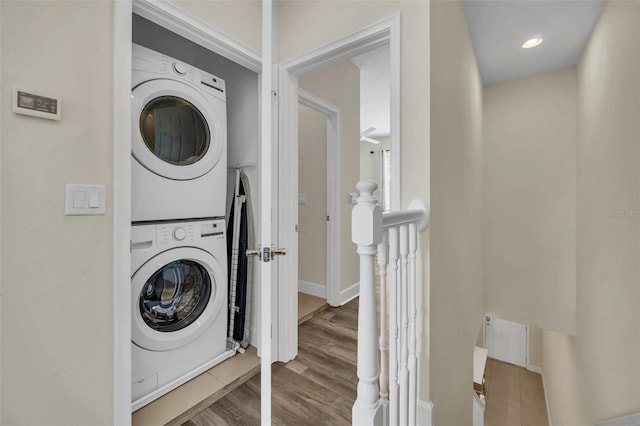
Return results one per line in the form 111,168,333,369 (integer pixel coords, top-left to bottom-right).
182,298,358,426
484,358,549,426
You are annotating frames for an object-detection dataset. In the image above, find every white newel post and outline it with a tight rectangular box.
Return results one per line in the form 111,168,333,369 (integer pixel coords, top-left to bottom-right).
352,180,384,426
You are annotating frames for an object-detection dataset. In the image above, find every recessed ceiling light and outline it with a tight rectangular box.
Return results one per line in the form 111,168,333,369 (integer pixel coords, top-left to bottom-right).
522,37,543,49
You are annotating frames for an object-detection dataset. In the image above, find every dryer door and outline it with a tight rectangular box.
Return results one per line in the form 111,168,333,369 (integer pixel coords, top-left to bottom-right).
132,247,225,351
131,79,225,180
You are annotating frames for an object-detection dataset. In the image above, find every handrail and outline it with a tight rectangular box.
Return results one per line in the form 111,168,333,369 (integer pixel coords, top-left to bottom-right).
351,179,430,426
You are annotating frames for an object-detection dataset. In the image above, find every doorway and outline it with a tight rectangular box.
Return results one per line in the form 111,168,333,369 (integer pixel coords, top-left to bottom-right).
277,14,401,362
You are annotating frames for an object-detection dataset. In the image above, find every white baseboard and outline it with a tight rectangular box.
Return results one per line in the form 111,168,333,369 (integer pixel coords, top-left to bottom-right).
298,280,327,298
340,281,360,305
594,413,640,426
527,364,543,375
417,399,434,426
541,370,553,426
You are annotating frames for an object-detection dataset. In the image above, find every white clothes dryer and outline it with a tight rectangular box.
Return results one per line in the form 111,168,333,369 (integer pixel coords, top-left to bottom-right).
132,44,227,222
131,219,233,411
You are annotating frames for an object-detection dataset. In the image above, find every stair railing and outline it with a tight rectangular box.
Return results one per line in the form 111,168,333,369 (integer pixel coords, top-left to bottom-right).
352,180,430,426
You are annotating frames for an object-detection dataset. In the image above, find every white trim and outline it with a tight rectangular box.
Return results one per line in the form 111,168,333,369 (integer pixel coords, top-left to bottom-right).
113,1,132,424
298,89,342,307
541,371,553,426
594,413,640,426
389,13,401,211
526,364,543,375
417,400,434,426
280,14,395,77
276,66,300,363
526,324,530,369
260,2,274,424
278,12,402,367
298,280,327,299
340,282,360,305
132,0,261,72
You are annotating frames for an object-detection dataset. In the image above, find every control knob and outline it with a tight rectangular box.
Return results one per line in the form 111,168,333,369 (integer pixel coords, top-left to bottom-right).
172,62,187,76
173,227,187,241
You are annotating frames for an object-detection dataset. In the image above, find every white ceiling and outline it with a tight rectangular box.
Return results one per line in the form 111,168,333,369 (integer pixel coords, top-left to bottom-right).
351,44,390,138
347,1,606,137
462,0,606,85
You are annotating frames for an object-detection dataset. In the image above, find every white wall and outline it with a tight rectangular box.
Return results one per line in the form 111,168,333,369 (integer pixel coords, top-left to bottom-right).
483,68,577,336
1,2,114,424
430,1,484,424
359,136,391,182
298,104,328,290
299,61,360,292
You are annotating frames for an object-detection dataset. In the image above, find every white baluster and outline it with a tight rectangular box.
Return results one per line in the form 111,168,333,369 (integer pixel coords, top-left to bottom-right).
378,232,389,404
388,227,399,426
399,225,409,426
408,223,418,425
352,180,383,425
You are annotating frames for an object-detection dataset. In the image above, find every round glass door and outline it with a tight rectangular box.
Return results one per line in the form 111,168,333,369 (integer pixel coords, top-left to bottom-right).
139,96,210,166
131,79,225,181
139,259,211,333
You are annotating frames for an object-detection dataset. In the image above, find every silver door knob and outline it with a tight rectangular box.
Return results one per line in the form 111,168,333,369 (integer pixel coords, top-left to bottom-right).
271,247,287,257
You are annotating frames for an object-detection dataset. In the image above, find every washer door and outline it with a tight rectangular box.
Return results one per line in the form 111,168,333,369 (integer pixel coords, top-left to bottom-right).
131,79,224,180
132,247,224,351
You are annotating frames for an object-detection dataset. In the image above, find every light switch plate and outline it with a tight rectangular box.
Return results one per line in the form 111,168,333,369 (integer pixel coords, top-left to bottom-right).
65,183,106,215
298,193,307,204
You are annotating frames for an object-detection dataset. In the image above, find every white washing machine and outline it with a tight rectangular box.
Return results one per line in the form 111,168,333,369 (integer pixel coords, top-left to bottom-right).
131,219,233,411
132,44,227,222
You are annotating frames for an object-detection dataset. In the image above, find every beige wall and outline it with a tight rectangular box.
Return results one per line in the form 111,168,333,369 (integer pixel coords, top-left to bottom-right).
0,1,263,424
430,1,484,424
528,326,543,368
575,0,640,422
541,1,640,424
1,1,114,424
299,61,360,291
483,68,577,336
542,330,585,425
167,0,261,53
298,104,328,288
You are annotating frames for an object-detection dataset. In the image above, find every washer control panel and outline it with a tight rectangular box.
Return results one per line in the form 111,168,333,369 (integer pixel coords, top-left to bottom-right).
156,219,225,247
158,223,196,246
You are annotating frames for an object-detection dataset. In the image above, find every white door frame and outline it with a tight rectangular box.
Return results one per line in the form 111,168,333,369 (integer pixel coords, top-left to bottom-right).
112,1,263,423
277,14,401,362
298,89,342,307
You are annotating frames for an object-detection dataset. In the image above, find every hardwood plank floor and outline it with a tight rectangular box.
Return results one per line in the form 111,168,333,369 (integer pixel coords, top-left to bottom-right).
484,358,549,426
182,299,358,426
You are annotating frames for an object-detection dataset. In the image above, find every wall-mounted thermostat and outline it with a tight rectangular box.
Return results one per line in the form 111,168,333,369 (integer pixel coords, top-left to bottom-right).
13,88,61,120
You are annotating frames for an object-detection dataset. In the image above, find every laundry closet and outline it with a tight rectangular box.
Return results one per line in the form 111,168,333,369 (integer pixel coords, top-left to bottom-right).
130,13,261,411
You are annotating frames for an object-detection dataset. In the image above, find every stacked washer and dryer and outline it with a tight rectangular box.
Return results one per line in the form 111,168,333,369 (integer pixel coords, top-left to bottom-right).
130,44,234,411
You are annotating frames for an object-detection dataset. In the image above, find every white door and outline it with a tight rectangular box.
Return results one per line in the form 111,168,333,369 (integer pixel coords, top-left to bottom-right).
484,315,528,367
258,1,276,424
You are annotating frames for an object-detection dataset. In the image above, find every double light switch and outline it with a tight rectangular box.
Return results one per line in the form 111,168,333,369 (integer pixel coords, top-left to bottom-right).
65,183,106,215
